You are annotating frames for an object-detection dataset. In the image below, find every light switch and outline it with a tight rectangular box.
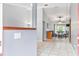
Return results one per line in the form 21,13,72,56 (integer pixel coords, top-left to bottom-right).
14,32,21,40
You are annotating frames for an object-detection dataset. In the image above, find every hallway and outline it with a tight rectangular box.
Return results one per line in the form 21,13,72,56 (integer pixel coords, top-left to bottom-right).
37,38,75,56
0,3,78,56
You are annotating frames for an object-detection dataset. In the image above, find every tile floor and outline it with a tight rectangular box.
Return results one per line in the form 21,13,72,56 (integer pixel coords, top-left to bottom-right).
37,37,75,56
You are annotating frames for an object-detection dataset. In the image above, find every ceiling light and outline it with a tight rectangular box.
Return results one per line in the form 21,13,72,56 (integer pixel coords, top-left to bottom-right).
58,16,63,18
58,21,62,24
44,4,48,6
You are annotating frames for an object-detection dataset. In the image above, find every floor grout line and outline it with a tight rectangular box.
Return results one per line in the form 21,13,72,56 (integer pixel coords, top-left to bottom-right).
37,38,75,56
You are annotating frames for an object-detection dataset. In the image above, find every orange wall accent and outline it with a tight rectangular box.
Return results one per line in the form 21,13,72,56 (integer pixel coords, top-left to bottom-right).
2,26,36,30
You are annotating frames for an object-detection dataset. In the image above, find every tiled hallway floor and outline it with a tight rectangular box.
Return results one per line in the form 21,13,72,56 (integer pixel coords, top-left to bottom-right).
37,38,75,56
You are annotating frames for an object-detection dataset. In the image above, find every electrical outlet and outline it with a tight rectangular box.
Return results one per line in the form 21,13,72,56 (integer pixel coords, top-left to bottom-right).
14,32,21,40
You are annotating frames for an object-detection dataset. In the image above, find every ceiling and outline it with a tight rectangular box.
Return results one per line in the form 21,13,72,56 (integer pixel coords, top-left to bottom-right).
37,3,70,8
37,3,71,23
7,3,32,10
6,3,71,23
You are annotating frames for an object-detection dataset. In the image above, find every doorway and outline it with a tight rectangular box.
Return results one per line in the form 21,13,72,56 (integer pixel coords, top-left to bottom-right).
53,19,71,43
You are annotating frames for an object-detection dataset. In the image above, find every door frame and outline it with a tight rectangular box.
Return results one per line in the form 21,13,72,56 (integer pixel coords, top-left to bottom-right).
69,18,71,43
42,21,45,41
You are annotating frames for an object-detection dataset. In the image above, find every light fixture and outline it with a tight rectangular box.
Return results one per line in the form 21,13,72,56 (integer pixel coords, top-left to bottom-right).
58,16,63,18
44,4,48,6
58,21,62,24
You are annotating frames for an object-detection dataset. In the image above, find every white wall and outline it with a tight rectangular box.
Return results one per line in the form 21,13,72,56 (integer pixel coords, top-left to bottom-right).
70,3,78,54
3,30,37,56
37,8,43,42
0,3,3,55
43,10,54,40
32,3,37,28
3,3,37,56
43,10,54,30
3,4,32,28
37,7,54,42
